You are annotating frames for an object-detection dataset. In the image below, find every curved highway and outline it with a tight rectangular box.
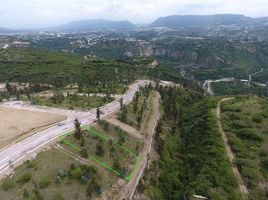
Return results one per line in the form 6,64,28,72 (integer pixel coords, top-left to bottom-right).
0,80,151,178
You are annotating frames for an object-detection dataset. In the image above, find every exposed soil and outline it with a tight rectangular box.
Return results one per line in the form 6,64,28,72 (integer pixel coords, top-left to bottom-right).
0,107,66,149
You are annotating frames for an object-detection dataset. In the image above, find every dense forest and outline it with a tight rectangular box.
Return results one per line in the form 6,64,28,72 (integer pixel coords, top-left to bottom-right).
33,35,268,82
0,48,200,91
138,86,242,200
212,81,268,97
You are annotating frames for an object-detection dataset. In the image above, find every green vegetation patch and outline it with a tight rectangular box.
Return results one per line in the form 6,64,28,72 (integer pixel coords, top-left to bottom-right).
139,86,242,200
221,96,268,199
0,148,117,200
35,93,113,111
212,80,268,97
60,125,140,181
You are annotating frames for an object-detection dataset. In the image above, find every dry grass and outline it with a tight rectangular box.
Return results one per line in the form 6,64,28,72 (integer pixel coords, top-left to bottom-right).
0,107,66,149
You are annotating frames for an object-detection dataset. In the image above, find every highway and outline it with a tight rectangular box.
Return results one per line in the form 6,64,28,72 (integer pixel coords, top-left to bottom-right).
0,80,150,178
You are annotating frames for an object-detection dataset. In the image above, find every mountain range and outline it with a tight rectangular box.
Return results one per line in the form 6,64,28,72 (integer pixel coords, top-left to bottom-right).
150,14,268,28
0,14,268,32
46,19,135,32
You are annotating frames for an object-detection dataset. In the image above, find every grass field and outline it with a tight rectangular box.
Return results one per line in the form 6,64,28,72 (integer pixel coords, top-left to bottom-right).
0,148,118,200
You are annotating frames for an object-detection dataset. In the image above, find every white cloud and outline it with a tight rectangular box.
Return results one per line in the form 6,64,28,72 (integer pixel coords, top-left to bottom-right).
0,0,267,28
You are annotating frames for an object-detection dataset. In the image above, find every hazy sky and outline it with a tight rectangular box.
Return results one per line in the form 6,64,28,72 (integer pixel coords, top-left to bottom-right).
0,0,268,29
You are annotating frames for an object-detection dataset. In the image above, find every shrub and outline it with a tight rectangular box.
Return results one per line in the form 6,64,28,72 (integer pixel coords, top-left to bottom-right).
261,158,268,171
1,180,14,191
71,167,82,179
23,188,30,198
80,149,89,158
26,160,38,169
53,193,64,200
251,113,264,123
96,143,104,157
236,128,263,142
16,173,32,184
39,178,50,189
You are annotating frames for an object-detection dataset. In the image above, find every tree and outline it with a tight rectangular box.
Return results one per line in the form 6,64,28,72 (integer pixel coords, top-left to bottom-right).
96,107,101,121
80,136,85,147
119,97,124,110
74,118,81,139
23,189,29,198
87,181,94,198
96,142,104,157
80,149,88,158
120,107,128,123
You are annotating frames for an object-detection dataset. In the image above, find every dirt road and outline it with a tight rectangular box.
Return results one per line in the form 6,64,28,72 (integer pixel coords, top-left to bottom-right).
118,91,160,200
105,118,142,139
216,98,249,199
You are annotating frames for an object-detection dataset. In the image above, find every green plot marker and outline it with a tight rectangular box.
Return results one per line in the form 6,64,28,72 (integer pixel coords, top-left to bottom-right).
59,125,140,181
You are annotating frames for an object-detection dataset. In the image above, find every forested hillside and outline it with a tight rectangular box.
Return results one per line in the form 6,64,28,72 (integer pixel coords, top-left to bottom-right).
138,86,242,200
0,48,202,95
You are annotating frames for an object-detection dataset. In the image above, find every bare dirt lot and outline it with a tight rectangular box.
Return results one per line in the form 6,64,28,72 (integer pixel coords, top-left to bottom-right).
0,107,66,149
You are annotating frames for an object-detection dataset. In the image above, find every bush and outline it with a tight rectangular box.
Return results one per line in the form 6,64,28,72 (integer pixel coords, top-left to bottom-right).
80,149,89,158
16,173,32,184
26,160,38,169
39,178,50,189
96,143,104,157
236,128,263,142
251,113,264,123
261,158,268,171
1,180,14,191
53,193,64,200
71,167,82,179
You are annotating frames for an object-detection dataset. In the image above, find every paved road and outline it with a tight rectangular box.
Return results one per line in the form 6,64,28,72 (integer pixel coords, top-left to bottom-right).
0,80,151,178
248,68,264,84
203,78,235,95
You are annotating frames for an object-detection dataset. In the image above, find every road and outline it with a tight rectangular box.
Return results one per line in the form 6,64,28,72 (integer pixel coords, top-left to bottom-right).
0,80,151,178
248,68,264,84
216,98,249,200
121,91,160,200
203,78,235,95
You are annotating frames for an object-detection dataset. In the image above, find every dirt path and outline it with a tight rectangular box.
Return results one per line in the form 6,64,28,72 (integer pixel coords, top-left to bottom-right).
216,98,249,199
54,144,94,166
105,118,142,139
118,91,161,200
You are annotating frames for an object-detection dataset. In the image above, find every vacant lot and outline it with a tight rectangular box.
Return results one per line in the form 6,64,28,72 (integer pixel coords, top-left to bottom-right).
0,107,66,149
0,148,117,200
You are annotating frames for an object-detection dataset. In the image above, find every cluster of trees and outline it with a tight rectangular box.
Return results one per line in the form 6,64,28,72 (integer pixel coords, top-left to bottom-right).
0,82,51,101
139,86,242,200
212,80,268,97
0,48,202,98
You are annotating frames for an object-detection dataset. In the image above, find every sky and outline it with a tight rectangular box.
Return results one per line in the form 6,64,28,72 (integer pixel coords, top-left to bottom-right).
0,0,268,29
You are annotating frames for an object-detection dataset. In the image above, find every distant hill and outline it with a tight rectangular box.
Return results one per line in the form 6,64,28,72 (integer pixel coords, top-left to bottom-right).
49,19,136,32
150,14,268,28
0,27,12,33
